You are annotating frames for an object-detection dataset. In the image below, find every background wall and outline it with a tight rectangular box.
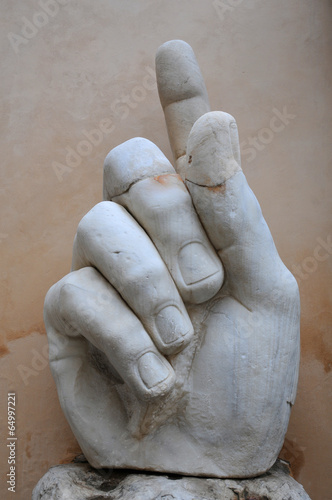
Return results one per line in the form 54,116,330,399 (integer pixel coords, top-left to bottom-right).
1,1,331,498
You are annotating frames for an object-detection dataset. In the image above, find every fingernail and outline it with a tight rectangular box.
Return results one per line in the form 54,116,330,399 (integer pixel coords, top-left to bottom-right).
138,352,170,389
155,305,191,345
178,242,220,285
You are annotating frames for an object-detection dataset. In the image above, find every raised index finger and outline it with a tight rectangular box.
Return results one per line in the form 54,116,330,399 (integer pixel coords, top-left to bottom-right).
156,40,210,177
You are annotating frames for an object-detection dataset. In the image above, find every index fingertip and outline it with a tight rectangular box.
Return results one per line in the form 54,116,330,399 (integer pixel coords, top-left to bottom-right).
156,40,209,109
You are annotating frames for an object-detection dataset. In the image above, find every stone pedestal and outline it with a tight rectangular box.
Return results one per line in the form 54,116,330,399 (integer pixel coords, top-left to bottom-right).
32,458,311,499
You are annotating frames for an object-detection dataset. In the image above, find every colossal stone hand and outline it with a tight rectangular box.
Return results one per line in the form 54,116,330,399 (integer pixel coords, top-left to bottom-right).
44,41,300,477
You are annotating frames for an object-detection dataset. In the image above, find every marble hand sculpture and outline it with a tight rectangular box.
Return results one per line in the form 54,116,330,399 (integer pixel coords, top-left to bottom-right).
44,40,300,478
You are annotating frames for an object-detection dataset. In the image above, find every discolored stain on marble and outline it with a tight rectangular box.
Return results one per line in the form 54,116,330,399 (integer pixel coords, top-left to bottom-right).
0,343,9,357
6,322,46,343
280,438,306,480
301,311,332,374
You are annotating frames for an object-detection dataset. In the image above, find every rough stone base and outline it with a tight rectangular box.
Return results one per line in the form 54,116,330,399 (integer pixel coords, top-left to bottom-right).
32,458,311,500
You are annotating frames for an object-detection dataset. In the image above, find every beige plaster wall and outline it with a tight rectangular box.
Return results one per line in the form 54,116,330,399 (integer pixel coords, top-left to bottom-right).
1,1,331,498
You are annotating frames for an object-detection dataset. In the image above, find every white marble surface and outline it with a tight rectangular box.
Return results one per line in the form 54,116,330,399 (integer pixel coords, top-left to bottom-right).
44,41,300,477
32,460,311,500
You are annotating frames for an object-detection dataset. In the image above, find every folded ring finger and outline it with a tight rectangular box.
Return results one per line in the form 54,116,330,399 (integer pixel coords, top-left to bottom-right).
72,200,193,355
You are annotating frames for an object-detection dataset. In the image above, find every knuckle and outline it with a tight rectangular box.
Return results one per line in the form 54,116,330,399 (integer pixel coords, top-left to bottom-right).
58,280,76,320
76,201,112,241
127,257,167,287
44,283,58,322
284,269,300,303
44,275,77,330
267,268,300,309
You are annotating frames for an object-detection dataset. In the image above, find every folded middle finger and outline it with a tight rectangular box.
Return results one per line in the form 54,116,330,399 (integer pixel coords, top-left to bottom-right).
103,137,224,305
